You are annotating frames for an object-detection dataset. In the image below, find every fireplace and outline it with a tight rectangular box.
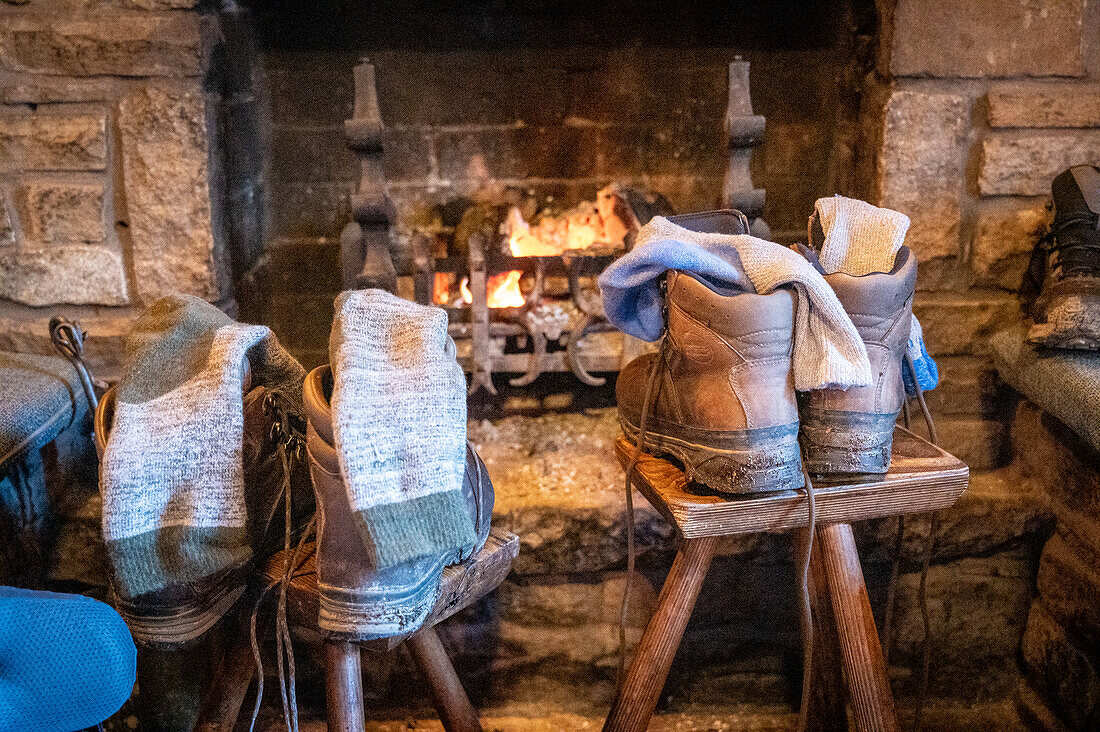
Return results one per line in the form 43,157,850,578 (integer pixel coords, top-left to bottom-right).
2,0,1098,727
337,54,770,393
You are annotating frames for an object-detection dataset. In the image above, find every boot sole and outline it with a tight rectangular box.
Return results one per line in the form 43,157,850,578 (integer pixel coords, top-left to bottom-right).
1029,292,1100,350
620,417,803,495
799,408,898,477
317,562,445,642
115,571,247,647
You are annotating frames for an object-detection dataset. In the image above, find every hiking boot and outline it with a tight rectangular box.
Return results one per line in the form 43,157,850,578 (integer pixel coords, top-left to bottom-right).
616,210,803,495
94,364,313,645
795,218,916,475
1023,164,1100,350
303,365,492,641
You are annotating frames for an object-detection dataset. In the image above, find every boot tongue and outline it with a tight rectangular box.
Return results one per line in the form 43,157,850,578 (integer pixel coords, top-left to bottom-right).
812,196,910,276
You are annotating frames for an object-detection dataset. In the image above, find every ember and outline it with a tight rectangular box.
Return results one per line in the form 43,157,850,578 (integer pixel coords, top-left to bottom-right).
502,183,643,257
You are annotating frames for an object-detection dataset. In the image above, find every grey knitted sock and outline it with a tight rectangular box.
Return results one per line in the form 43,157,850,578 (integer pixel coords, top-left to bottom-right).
329,290,476,570
100,295,305,599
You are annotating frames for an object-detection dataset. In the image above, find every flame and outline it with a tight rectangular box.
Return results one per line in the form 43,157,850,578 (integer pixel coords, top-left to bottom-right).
433,272,451,305
488,270,526,308
459,270,525,308
504,207,561,257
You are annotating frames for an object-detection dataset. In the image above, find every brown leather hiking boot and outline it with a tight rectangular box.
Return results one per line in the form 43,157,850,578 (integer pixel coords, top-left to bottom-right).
303,365,493,641
616,211,803,494
94,364,313,645
795,231,917,475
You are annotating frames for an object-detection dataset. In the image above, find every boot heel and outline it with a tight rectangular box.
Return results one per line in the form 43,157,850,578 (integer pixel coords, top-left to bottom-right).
799,409,898,476
622,420,804,495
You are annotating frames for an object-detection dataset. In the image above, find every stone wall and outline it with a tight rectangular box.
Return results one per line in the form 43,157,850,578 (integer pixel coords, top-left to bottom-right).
0,0,262,380
868,0,1100,470
1009,402,1100,729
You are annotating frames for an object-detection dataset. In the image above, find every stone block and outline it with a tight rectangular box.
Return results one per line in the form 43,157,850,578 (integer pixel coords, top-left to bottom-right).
0,15,202,77
15,181,105,243
270,126,356,184
1013,400,1100,521
469,408,672,576
921,356,1011,419
934,417,1009,471
1020,602,1100,730
972,198,1048,290
0,113,107,171
891,0,1087,78
1038,533,1100,653
0,308,133,380
989,83,1100,128
877,89,969,262
2,77,116,105
270,181,351,239
888,550,1037,698
980,132,1100,196
912,292,1020,356
118,84,223,304
0,244,128,306
856,464,1052,564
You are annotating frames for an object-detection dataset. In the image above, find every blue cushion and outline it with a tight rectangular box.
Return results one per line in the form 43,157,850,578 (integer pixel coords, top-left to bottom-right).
0,352,87,471
990,323,1100,453
0,586,135,730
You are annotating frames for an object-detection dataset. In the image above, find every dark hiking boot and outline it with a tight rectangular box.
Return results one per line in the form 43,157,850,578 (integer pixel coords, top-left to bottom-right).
94,365,313,645
303,365,493,641
616,210,803,495
1022,165,1100,350
795,217,916,475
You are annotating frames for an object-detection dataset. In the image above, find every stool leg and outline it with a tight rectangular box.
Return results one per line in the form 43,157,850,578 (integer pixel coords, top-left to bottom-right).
818,523,901,732
326,640,366,732
195,609,261,731
406,626,483,732
603,536,718,732
801,528,848,732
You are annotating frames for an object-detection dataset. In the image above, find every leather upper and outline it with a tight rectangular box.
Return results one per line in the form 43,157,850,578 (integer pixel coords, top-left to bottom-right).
617,270,798,433
800,247,916,415
303,365,492,594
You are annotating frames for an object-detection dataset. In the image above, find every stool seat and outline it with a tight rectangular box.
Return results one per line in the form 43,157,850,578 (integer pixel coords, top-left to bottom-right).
616,426,968,537
262,527,520,650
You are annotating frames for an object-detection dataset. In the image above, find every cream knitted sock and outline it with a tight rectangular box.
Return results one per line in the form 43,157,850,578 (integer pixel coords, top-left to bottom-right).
813,196,911,276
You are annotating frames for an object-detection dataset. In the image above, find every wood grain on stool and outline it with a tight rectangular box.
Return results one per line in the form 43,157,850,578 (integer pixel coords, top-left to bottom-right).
819,523,901,732
407,627,483,732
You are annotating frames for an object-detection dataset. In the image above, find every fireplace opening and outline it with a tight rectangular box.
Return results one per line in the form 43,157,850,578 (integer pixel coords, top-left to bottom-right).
241,0,879,402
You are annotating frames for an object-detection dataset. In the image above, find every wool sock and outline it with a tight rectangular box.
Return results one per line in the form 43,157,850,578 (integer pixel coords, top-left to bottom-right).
100,295,305,600
810,196,938,394
329,289,476,570
813,195,910,276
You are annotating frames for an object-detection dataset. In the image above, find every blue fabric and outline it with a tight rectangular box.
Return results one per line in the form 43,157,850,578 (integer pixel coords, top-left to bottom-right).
0,586,135,731
991,322,1100,453
597,237,753,342
903,317,939,396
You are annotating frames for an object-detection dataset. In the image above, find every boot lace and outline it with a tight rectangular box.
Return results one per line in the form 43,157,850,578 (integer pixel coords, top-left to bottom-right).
246,392,317,732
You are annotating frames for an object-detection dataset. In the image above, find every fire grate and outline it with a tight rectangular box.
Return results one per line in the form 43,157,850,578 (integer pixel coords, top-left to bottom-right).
339,60,767,394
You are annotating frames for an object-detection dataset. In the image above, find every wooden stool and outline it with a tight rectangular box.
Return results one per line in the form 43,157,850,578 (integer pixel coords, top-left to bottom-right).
196,527,519,732
603,427,968,732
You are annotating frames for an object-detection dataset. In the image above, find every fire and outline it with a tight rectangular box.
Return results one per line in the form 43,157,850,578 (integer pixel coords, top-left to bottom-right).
503,203,610,257
459,270,526,309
